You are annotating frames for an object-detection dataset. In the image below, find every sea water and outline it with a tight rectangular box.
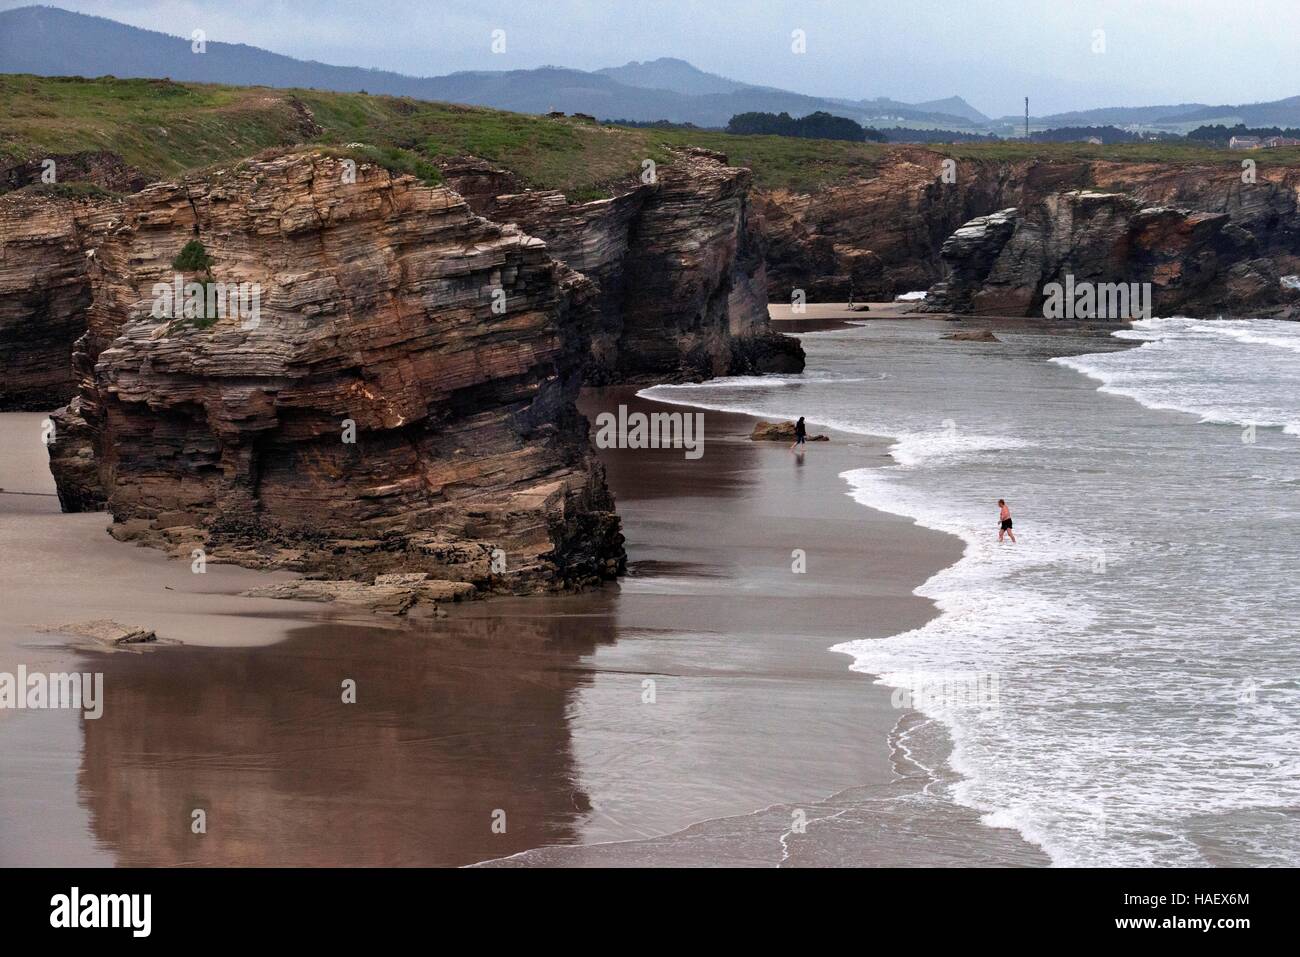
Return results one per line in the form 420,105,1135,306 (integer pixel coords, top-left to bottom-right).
642,317,1300,866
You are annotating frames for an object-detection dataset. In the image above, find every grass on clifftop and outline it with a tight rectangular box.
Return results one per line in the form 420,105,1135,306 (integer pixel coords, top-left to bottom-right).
2,74,1293,199
0,74,671,198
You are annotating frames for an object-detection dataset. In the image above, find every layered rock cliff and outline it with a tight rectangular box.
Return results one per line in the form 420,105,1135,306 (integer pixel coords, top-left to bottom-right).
757,148,1300,317
928,188,1299,318
52,151,625,592
0,190,115,410
757,149,1091,302
444,148,804,382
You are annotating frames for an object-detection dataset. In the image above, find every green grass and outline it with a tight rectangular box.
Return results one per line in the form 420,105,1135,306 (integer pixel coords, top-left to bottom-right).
0,74,667,196
3,74,1294,200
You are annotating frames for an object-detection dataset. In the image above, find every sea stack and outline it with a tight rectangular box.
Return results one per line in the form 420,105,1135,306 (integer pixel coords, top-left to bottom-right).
49,150,625,592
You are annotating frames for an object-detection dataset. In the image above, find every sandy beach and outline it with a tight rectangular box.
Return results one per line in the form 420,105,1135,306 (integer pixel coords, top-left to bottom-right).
0,327,1046,866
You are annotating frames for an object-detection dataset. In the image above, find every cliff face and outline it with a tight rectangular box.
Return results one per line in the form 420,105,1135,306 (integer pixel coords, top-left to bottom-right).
757,149,1092,302
445,148,804,382
0,190,115,410
758,149,1300,317
929,188,1298,319
52,151,624,592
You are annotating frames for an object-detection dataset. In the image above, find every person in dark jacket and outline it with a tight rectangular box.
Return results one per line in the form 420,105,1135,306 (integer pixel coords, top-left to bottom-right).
790,416,808,453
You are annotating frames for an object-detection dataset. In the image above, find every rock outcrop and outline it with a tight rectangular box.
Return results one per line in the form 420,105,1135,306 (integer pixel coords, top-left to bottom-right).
927,190,1294,318
51,150,625,592
941,329,1000,342
923,209,1019,313
444,148,804,382
749,420,828,441
757,149,1091,302
1,150,147,195
757,148,1300,317
46,397,107,511
0,190,116,410
242,573,476,616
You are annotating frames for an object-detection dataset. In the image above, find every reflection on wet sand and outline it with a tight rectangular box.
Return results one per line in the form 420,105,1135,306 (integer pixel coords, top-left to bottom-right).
78,610,613,866
2,384,968,867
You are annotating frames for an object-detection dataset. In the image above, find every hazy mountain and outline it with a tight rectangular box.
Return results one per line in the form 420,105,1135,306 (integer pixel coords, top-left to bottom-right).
0,5,449,96
1170,95,1300,127
858,96,990,125
597,57,757,96
0,6,990,130
1011,104,1210,126
7,5,1293,135
999,99,1300,131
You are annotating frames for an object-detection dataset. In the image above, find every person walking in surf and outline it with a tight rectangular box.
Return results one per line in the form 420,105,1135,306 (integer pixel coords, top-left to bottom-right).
997,499,1016,543
790,416,808,453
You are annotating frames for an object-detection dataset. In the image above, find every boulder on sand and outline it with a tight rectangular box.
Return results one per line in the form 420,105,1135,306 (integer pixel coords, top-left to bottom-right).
941,329,1000,342
750,420,829,441
242,573,476,616
45,620,157,646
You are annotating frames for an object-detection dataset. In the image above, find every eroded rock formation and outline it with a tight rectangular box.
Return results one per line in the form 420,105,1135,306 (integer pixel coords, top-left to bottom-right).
444,148,804,382
927,189,1298,318
53,151,625,592
757,148,1300,315
757,149,1091,302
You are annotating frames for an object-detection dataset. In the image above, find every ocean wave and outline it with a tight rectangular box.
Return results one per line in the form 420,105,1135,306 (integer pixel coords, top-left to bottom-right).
649,318,1300,865
1052,317,1300,436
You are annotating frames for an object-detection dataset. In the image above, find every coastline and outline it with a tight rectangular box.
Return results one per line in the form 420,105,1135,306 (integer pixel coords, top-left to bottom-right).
0,319,1048,866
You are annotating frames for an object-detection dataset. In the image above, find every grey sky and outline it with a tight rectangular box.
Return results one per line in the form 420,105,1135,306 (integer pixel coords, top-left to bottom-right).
6,1,1300,116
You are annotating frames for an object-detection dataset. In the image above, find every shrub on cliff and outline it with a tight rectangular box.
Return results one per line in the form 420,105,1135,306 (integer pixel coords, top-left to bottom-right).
172,239,213,274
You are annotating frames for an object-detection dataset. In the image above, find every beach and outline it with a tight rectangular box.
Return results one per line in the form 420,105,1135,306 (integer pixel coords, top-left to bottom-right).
0,310,1057,866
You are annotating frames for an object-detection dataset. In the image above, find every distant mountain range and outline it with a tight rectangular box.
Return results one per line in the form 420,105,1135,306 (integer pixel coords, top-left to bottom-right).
0,6,991,130
3,5,1300,135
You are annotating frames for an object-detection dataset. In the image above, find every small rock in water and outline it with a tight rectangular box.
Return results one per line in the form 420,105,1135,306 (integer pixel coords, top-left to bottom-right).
750,420,829,441
941,329,1000,342
47,619,158,646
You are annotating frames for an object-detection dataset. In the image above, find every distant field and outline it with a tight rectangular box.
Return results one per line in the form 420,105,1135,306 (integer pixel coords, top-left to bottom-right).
1,74,1292,199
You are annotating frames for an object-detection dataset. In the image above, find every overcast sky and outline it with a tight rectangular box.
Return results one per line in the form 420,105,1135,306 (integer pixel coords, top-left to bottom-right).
7,1,1300,116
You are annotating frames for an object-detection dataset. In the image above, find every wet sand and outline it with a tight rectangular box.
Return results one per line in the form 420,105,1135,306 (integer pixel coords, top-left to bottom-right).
0,376,1022,866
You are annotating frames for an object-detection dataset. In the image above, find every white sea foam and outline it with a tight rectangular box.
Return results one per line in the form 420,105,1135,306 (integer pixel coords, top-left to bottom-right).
643,318,1300,866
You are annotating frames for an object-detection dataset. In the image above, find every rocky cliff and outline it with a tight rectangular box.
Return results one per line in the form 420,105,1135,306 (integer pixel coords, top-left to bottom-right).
0,190,116,410
444,148,804,382
51,151,625,592
927,188,1299,318
757,148,1300,317
757,148,1091,302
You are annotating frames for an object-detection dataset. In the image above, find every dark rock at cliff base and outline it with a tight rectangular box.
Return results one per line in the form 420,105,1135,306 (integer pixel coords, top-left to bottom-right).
750,420,828,441
46,397,107,511
941,329,1000,342
49,150,625,594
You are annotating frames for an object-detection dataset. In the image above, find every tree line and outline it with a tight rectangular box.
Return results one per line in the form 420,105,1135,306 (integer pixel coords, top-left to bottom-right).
725,111,887,142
